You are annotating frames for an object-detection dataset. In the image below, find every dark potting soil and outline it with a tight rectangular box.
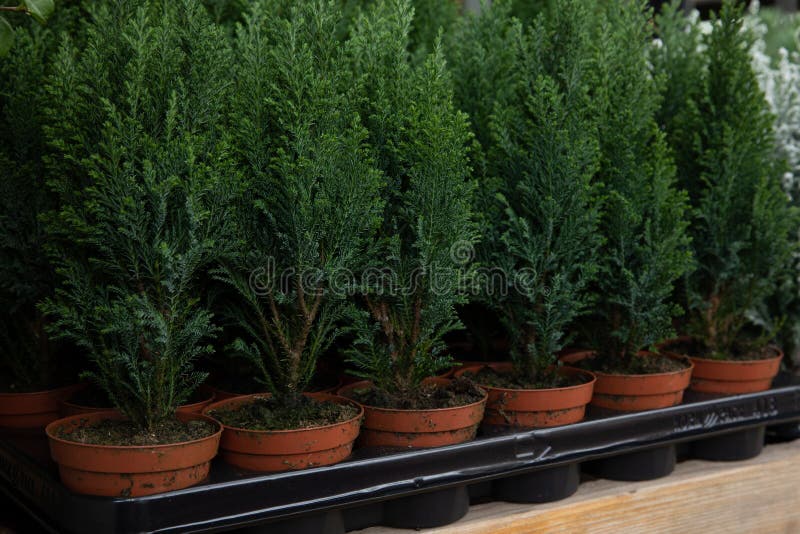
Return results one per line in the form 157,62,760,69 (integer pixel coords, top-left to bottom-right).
208,395,358,431
347,376,486,410
577,353,688,375
56,417,217,446
662,339,780,361
461,366,586,390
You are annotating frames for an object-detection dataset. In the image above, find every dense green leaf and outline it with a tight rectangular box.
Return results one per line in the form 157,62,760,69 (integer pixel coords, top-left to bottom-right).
0,16,14,56
23,0,54,24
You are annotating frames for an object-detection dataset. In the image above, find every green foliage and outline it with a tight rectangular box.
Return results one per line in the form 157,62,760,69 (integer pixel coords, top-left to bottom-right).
344,0,477,397
656,0,798,357
41,0,237,431
446,0,519,167
0,24,55,388
0,4,86,389
0,0,55,56
335,0,458,58
589,0,692,363
215,0,384,404
448,0,602,381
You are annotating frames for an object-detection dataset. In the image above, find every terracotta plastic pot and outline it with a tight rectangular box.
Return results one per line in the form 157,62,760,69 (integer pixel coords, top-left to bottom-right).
59,385,216,417
560,351,693,411
203,392,362,472
454,363,596,427
46,411,222,497
0,384,81,429
659,338,783,394
337,378,487,448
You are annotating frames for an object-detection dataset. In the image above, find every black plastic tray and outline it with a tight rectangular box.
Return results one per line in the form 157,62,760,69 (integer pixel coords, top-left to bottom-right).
2,373,800,534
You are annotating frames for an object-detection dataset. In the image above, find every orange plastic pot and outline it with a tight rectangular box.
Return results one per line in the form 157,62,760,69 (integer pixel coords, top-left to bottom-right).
337,378,487,448
454,363,596,427
46,411,222,497
59,385,216,417
659,338,783,394
0,384,81,429
560,351,693,411
203,393,362,472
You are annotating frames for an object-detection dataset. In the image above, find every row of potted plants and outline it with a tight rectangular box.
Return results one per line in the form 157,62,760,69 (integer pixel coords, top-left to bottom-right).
0,0,795,501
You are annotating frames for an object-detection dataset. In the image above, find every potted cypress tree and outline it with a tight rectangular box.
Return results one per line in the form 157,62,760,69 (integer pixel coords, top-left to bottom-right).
337,0,487,448
202,0,381,472
655,0,797,394
448,0,599,428
40,0,233,497
562,0,694,412
0,13,85,432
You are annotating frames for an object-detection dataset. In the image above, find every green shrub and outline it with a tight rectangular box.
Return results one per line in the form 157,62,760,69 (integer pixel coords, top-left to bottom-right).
448,0,602,381
656,0,798,358
588,0,692,365
42,0,238,431
344,0,477,400
215,0,384,405
0,25,57,390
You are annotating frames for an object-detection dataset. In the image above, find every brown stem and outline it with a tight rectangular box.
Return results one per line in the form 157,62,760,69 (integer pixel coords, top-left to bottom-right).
268,292,292,356
0,5,27,13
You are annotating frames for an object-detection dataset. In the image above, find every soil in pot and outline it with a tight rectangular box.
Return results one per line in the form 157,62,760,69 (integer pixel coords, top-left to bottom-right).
338,377,487,448
203,393,363,472
561,351,693,411
660,338,783,394
207,395,357,431
455,363,595,428
53,417,217,446
46,411,222,497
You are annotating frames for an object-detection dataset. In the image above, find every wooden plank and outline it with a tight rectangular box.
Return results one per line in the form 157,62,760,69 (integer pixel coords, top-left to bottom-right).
357,440,800,534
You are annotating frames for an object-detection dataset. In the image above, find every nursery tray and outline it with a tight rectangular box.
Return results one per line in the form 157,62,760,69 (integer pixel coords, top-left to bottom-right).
2,372,800,534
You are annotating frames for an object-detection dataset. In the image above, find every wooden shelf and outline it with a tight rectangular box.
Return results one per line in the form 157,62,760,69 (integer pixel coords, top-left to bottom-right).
357,440,800,534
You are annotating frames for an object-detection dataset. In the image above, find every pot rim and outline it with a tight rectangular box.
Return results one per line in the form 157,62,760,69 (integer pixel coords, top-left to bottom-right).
659,337,784,365
563,350,694,379
338,379,488,415
45,410,222,450
203,392,364,434
454,363,597,394
0,383,81,398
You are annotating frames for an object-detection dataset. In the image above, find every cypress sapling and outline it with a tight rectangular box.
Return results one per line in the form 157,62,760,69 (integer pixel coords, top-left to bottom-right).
485,2,602,386
656,1,798,361
344,0,482,408
587,0,693,372
42,0,237,437
209,0,384,428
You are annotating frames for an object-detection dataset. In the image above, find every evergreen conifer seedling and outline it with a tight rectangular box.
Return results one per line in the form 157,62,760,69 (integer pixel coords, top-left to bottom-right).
655,0,797,359
588,0,693,369
0,24,59,390
448,0,602,384
213,0,384,412
42,0,238,434
344,0,479,405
